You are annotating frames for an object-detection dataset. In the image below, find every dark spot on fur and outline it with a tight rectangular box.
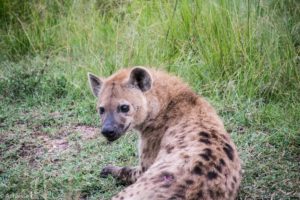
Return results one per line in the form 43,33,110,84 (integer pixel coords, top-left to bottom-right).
198,131,210,138
172,185,186,198
199,138,211,145
144,126,155,133
162,114,170,121
233,176,237,183
214,158,226,173
200,154,210,161
204,148,212,155
165,100,176,113
220,158,226,166
192,162,203,175
192,166,203,175
197,191,203,198
209,190,224,198
207,171,218,180
223,143,234,160
185,179,194,185
199,148,213,161
150,141,158,150
216,191,224,197
211,132,218,139
185,92,197,105
166,145,175,154
215,163,222,173
178,184,186,189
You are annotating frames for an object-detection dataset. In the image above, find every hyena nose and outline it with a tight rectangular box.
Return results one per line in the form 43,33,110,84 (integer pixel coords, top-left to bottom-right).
101,125,116,138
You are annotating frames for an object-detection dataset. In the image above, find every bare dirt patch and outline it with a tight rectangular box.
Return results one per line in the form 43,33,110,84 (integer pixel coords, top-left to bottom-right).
17,142,44,157
36,125,98,153
74,125,98,140
0,124,99,168
37,135,69,153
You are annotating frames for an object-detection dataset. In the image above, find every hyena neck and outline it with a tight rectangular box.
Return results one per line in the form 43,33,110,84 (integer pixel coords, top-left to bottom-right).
136,86,199,137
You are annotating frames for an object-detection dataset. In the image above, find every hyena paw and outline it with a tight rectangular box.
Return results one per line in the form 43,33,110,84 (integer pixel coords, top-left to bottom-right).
100,165,116,178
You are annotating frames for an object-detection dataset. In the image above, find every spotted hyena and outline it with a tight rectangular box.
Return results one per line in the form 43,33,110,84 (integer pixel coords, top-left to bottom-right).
88,67,242,200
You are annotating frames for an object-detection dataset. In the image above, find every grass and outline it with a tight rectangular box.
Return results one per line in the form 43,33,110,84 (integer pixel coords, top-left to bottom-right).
0,0,299,199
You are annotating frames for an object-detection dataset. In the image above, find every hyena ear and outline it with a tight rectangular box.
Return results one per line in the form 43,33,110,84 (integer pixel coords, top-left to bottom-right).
128,67,152,92
88,73,103,96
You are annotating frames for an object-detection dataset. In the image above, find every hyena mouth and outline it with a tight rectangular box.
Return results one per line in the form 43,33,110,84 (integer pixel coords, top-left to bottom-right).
106,123,131,142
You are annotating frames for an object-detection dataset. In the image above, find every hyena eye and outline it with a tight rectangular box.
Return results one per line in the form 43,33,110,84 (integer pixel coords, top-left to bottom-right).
119,105,130,113
99,107,105,115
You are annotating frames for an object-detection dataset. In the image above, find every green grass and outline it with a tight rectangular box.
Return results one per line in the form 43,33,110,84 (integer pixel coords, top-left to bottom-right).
0,0,299,199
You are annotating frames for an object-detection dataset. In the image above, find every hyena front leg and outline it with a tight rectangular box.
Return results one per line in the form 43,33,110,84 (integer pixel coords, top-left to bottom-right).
100,165,142,184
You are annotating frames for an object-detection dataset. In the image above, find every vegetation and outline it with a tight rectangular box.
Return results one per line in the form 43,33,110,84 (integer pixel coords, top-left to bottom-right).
0,0,299,199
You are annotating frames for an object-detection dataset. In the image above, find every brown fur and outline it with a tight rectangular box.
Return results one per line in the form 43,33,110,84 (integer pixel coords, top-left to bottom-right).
88,67,242,200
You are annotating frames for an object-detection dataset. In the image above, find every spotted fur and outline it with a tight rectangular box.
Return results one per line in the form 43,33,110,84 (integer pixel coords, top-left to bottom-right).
88,67,242,200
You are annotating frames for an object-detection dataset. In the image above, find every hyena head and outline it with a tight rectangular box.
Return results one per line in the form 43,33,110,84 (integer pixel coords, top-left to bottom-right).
88,67,152,141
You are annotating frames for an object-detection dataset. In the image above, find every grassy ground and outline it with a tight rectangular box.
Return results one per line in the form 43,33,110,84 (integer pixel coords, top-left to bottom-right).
0,0,299,199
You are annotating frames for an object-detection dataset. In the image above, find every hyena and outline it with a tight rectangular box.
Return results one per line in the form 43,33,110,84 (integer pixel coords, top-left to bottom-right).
88,67,242,200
